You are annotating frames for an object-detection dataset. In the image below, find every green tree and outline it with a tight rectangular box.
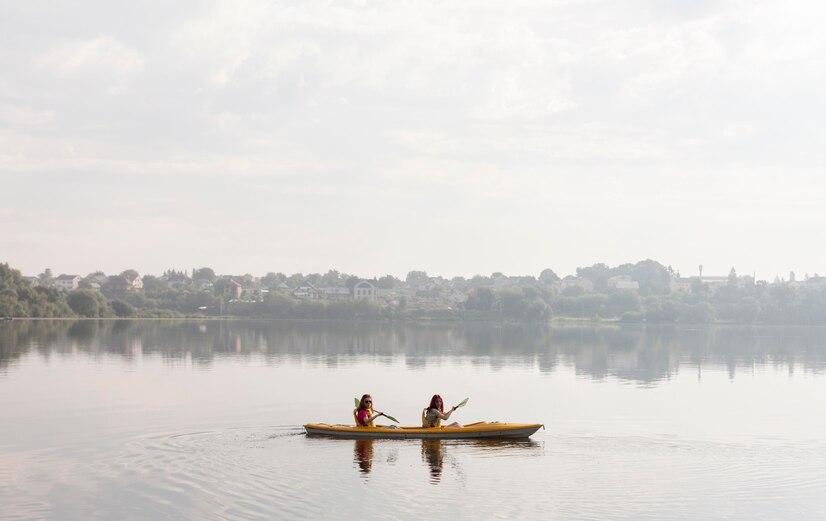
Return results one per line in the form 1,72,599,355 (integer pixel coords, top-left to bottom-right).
525,298,551,321
0,263,32,316
406,271,429,283
644,298,678,322
562,285,585,297
606,290,641,317
261,272,287,288
0,294,27,317
212,278,228,295
28,287,70,317
498,288,528,319
287,273,304,288
576,263,611,291
728,267,738,286
141,275,165,292
466,287,494,311
538,268,560,284
691,278,709,295
470,274,492,286
631,259,672,295
377,274,399,289
193,267,216,281
677,301,714,323
321,270,342,286
345,276,360,290
304,273,322,285
67,289,104,317
111,300,136,318
735,297,760,323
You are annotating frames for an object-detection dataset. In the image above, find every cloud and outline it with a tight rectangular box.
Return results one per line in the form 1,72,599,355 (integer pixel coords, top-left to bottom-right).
0,104,54,128
2,0,826,279
40,35,145,76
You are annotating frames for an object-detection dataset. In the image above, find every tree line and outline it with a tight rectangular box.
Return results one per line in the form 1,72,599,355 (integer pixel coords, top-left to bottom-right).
2,260,826,325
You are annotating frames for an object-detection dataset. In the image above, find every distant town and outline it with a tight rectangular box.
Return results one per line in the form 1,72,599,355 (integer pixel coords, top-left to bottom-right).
1,260,825,325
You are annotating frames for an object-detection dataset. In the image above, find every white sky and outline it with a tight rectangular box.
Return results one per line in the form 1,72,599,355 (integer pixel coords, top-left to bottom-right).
1,0,825,280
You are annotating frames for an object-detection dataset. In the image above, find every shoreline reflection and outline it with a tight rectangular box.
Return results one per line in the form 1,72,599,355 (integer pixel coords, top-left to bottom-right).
3,320,826,382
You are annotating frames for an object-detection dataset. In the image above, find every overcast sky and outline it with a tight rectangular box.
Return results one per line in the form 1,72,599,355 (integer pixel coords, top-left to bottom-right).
2,0,825,280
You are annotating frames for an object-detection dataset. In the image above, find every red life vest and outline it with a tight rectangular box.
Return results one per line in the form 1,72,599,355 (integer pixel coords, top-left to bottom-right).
354,407,375,427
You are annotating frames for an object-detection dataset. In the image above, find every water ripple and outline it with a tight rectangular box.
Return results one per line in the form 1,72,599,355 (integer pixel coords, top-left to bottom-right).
3,429,826,520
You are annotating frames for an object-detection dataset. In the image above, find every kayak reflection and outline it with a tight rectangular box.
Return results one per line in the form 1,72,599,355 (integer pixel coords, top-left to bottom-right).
353,439,374,474
421,439,543,484
351,439,447,481
350,438,542,482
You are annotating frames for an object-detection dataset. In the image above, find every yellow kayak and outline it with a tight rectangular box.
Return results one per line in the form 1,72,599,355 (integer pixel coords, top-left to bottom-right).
304,421,543,439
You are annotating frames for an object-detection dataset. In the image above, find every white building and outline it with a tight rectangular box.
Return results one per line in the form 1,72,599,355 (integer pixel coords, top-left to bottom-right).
671,275,741,293
607,275,640,291
53,274,80,291
353,280,377,301
323,287,352,300
293,281,320,299
670,277,695,292
698,276,730,291
559,276,594,293
223,279,243,299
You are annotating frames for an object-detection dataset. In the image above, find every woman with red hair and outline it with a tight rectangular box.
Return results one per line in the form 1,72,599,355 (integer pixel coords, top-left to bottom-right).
422,394,461,428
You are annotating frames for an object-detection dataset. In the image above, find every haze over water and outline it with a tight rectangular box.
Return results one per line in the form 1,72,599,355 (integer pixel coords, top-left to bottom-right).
2,320,826,520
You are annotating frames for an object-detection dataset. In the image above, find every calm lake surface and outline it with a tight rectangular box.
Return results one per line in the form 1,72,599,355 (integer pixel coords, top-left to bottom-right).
2,320,826,520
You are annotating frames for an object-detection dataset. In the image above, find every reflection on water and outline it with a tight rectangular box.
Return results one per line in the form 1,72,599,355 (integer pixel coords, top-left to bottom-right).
354,439,374,475
421,440,444,483
3,320,826,519
352,438,452,482
3,319,826,382
350,437,544,485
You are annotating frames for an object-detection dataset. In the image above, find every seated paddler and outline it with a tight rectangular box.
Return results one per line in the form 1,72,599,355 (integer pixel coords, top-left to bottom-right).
354,394,385,427
422,394,462,428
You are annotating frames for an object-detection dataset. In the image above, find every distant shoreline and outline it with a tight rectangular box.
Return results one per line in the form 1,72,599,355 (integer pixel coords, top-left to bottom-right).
5,316,826,329
5,261,826,327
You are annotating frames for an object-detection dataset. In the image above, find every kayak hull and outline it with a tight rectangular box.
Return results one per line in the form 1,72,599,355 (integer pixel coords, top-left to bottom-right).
304,421,543,439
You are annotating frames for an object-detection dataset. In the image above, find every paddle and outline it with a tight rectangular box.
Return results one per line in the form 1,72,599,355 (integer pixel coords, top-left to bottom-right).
353,397,399,423
453,397,469,410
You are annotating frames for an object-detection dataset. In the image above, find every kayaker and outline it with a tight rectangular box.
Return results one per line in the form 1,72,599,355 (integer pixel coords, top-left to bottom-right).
354,394,385,427
422,394,461,428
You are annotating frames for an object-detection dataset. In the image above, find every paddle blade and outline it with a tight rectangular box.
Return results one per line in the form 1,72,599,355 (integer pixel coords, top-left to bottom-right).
354,397,360,408
455,397,469,409
383,414,400,423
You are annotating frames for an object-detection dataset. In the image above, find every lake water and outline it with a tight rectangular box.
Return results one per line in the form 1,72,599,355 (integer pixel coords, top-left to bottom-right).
2,320,826,520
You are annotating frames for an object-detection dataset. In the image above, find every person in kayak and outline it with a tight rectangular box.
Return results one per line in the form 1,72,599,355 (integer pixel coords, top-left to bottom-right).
354,394,385,427
422,394,461,428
